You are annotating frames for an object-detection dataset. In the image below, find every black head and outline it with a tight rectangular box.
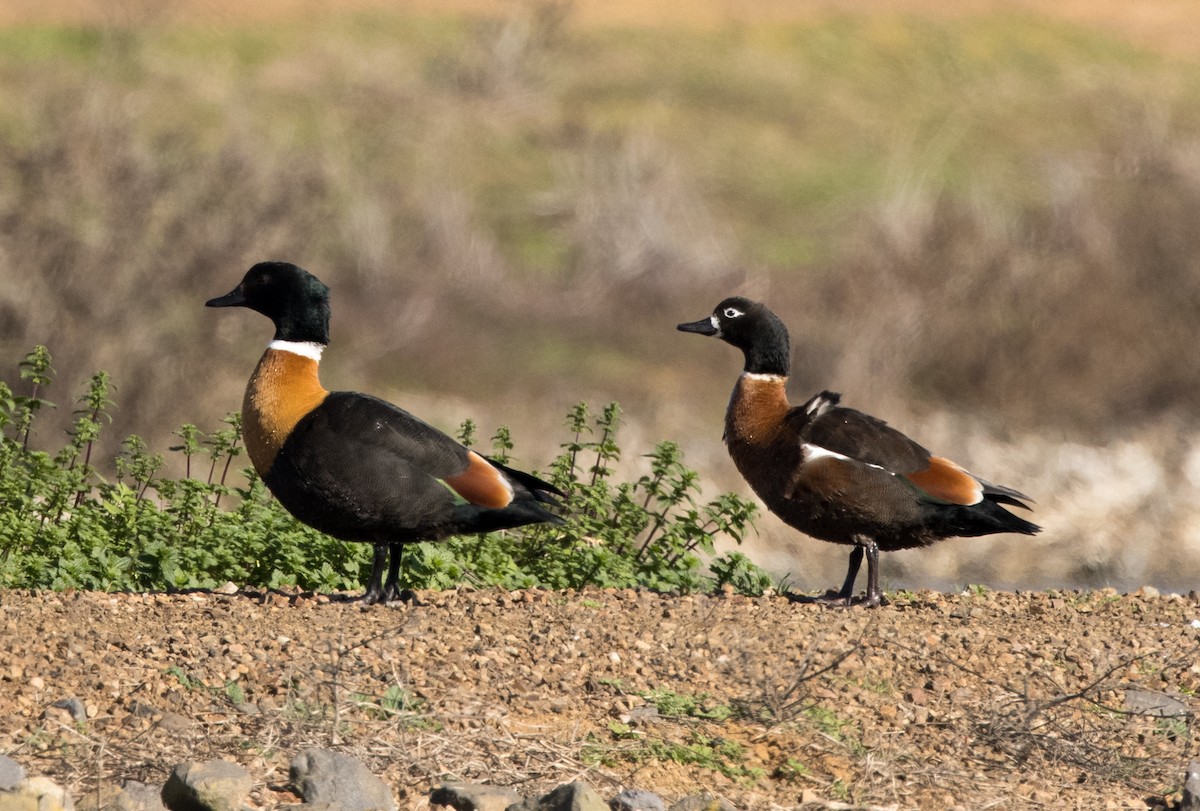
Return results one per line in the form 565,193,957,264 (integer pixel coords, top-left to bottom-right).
677,296,791,376
206,261,332,345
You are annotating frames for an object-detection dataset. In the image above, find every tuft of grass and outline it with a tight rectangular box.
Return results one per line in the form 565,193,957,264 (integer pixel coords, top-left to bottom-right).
643,688,734,722
582,727,764,783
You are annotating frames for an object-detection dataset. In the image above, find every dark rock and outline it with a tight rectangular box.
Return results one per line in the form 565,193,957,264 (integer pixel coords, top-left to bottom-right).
430,783,521,811
128,702,158,718
118,782,168,811
160,760,251,811
50,698,87,723
156,713,193,733
609,789,665,811
506,782,607,811
289,748,396,811
666,796,737,811
0,756,25,791
1183,759,1200,811
75,782,165,811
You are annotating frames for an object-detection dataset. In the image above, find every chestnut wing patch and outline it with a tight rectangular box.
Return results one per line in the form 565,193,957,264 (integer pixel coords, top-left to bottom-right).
442,450,515,509
904,456,983,506
791,453,861,498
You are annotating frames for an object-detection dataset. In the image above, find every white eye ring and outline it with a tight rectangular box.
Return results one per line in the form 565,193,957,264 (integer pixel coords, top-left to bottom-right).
722,307,743,319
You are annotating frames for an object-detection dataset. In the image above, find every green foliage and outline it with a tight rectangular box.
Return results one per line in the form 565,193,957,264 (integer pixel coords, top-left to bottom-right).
429,401,765,592
0,347,368,594
583,727,764,782
643,688,733,721
774,757,812,783
0,348,765,595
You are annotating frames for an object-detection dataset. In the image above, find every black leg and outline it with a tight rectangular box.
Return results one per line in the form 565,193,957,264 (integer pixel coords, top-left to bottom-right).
361,543,389,604
837,544,865,602
383,543,403,601
382,543,423,606
862,539,882,607
813,544,863,606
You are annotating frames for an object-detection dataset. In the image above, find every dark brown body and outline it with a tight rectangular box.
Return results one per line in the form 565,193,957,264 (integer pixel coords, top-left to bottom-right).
725,377,1035,553
680,297,1039,606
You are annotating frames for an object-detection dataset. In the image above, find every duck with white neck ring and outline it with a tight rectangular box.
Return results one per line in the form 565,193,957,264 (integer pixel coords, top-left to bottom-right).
678,297,1039,607
207,261,564,604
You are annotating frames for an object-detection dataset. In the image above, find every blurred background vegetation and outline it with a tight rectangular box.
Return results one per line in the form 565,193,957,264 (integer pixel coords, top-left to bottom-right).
2,0,1199,591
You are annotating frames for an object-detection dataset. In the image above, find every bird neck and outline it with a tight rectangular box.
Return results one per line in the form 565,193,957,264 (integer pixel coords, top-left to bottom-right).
739,320,791,376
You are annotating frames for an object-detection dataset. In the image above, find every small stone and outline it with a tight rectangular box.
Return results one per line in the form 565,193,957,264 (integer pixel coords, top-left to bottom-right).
74,784,125,811
1181,759,1200,810
609,789,665,811
429,783,520,811
128,702,158,718
1123,689,1189,718
43,706,77,727
667,795,736,811
0,755,26,791
157,713,193,733
213,583,239,595
290,748,396,811
5,776,75,811
116,781,168,811
507,782,607,811
161,760,252,811
50,698,87,723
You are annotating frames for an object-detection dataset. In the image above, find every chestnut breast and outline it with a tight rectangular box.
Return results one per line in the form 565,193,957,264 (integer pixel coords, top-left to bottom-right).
242,349,329,476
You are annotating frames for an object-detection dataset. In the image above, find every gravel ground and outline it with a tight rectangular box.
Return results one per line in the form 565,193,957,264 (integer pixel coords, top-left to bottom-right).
1,586,1198,810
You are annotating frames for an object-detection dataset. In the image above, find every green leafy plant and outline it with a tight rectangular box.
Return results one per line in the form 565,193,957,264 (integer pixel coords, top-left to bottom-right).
643,688,733,721
409,401,765,593
774,757,812,783
0,348,765,595
583,727,764,782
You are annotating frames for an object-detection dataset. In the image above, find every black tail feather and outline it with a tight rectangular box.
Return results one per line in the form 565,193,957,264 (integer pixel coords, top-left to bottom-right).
451,499,564,534
487,456,566,505
981,480,1035,511
951,498,1041,538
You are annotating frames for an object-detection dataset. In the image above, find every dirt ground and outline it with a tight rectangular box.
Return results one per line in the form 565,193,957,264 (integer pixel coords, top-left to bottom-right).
1,586,1198,810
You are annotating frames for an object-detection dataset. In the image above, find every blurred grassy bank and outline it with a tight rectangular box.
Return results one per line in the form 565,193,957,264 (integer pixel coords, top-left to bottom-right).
2,1,1199,589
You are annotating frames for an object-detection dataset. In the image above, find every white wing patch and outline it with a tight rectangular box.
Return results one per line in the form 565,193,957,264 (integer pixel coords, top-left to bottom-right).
802,443,889,474
805,394,839,417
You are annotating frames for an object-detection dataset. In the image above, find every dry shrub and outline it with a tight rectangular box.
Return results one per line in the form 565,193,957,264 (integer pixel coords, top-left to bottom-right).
815,130,1200,433
560,132,736,311
0,74,340,446
0,31,737,458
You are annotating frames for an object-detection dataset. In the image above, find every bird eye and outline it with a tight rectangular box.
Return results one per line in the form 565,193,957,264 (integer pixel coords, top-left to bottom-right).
723,307,743,319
